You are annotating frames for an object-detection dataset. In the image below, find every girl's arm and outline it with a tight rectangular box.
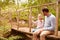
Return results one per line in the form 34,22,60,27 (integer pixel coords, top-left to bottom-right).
32,20,37,24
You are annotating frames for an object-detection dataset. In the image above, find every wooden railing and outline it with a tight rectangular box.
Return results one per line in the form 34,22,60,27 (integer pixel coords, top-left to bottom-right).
16,2,59,36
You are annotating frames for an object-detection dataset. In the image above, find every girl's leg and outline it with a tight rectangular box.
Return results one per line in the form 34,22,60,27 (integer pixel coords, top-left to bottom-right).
32,29,42,40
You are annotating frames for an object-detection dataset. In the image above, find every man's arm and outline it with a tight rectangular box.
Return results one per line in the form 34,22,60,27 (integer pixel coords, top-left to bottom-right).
44,17,56,31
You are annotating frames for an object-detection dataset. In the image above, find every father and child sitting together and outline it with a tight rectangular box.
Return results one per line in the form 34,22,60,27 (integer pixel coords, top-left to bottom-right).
31,8,56,40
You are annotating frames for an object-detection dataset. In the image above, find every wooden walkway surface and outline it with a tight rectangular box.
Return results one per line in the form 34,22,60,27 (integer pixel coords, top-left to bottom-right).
12,27,60,38
10,26,60,40
12,27,33,34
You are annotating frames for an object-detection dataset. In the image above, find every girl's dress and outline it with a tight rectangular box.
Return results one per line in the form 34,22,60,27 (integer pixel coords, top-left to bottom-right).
32,20,44,32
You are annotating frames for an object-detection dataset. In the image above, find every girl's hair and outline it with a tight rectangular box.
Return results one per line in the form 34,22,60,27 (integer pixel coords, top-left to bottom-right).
37,14,43,20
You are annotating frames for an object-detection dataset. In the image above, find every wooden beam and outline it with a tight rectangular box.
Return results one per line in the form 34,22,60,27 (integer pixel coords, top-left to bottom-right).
31,3,56,8
17,2,56,12
55,0,59,36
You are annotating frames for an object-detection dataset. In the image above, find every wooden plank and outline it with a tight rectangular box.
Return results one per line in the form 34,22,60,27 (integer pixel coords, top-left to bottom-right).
47,35,60,39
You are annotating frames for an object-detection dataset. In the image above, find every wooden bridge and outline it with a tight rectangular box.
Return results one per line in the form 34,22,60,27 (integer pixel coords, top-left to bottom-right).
11,27,60,40
10,1,60,40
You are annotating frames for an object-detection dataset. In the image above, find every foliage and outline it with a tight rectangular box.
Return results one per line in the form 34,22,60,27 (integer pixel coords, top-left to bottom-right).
0,0,60,40
8,35,23,40
0,37,8,40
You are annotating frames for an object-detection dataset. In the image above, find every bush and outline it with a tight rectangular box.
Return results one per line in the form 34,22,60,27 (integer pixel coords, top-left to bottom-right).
0,37,8,40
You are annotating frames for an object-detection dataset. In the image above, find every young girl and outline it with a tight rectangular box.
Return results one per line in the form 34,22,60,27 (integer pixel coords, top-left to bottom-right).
31,14,44,32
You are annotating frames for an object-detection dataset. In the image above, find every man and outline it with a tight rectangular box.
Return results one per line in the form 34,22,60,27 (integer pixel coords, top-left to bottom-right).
33,8,56,40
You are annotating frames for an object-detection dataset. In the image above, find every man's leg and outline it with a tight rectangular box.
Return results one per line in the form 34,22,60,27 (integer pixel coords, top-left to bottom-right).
33,29,42,40
40,31,52,40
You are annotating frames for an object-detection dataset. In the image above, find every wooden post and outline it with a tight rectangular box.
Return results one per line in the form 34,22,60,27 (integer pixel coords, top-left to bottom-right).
8,8,13,30
55,0,59,36
16,10,20,30
29,7,32,32
9,11,12,29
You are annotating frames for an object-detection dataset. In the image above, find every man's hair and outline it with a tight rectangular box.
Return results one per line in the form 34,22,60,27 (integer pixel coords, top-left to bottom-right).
42,8,49,12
